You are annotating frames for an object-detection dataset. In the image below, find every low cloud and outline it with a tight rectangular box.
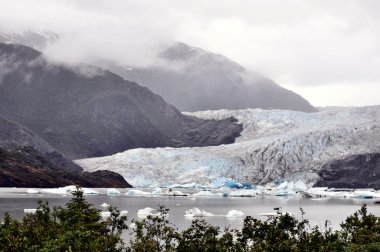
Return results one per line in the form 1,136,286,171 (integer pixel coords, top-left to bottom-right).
0,0,379,106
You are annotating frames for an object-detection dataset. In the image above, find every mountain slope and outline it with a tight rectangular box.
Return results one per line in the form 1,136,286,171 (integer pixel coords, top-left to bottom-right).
0,115,81,172
76,106,380,187
0,32,316,112
106,42,316,112
0,43,242,159
0,146,131,188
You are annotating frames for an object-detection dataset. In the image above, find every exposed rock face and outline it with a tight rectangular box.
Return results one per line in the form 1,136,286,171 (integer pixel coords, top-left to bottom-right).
0,43,242,159
315,153,380,189
0,146,131,188
107,43,317,112
0,115,81,172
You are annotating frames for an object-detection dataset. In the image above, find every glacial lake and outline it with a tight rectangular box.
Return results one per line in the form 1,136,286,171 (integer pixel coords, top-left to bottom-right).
0,188,379,232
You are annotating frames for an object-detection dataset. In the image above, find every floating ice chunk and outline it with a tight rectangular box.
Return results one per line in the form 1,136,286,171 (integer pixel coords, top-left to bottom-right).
129,223,136,229
101,211,111,218
226,210,245,218
24,209,37,214
26,189,39,194
271,188,296,196
40,187,69,195
350,190,377,199
107,188,121,195
228,189,258,197
294,180,307,191
192,191,222,197
258,212,278,217
137,207,162,218
100,203,110,208
258,211,293,217
125,189,151,196
164,189,188,196
277,181,288,189
185,207,215,218
40,186,99,195
152,188,163,195
168,182,204,189
81,188,100,194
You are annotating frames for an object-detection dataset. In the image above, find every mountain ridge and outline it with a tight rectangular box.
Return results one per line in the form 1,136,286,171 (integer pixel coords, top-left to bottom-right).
0,43,242,159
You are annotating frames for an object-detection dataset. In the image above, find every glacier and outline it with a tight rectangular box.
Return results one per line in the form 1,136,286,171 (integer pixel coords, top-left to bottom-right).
76,106,380,188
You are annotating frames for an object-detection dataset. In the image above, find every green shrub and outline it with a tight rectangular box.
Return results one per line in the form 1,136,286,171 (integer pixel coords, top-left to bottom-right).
0,187,128,252
1,190,379,252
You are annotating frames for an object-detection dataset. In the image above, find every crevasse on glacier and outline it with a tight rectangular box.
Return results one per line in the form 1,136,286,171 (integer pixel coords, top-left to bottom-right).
76,106,380,187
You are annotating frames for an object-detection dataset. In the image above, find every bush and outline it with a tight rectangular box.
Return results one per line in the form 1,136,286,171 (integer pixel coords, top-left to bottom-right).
1,190,379,252
0,187,128,251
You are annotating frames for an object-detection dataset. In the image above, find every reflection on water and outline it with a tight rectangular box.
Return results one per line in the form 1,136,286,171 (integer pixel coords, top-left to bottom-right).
0,188,379,231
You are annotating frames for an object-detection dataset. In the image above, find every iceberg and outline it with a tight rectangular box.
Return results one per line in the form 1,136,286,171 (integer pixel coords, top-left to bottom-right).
228,189,259,197
26,189,39,194
137,207,163,218
24,209,37,214
100,203,110,208
107,188,121,195
294,180,308,191
164,189,188,196
100,211,111,218
226,210,245,218
350,190,377,199
40,186,99,195
271,188,296,196
192,191,223,197
213,178,253,189
151,188,163,195
125,189,151,196
185,208,215,218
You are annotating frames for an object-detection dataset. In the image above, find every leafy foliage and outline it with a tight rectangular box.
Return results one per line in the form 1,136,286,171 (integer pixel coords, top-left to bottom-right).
0,187,128,251
1,190,379,252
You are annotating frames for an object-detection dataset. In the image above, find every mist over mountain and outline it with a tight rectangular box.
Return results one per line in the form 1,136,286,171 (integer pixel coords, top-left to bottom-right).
0,43,242,160
0,32,316,112
107,42,317,112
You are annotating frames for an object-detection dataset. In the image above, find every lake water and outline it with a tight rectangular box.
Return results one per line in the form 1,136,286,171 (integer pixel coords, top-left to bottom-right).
0,188,379,232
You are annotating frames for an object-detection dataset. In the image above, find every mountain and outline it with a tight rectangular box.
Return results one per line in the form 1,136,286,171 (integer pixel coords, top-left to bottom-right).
0,146,131,188
76,106,380,188
105,42,317,112
0,43,242,159
0,111,131,187
0,115,81,172
0,32,316,112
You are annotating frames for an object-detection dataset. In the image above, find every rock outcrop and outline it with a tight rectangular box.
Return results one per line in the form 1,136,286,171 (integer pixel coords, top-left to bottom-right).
0,146,131,188
315,153,380,189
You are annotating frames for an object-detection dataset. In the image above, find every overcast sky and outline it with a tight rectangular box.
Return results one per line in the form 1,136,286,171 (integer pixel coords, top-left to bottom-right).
0,0,379,107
